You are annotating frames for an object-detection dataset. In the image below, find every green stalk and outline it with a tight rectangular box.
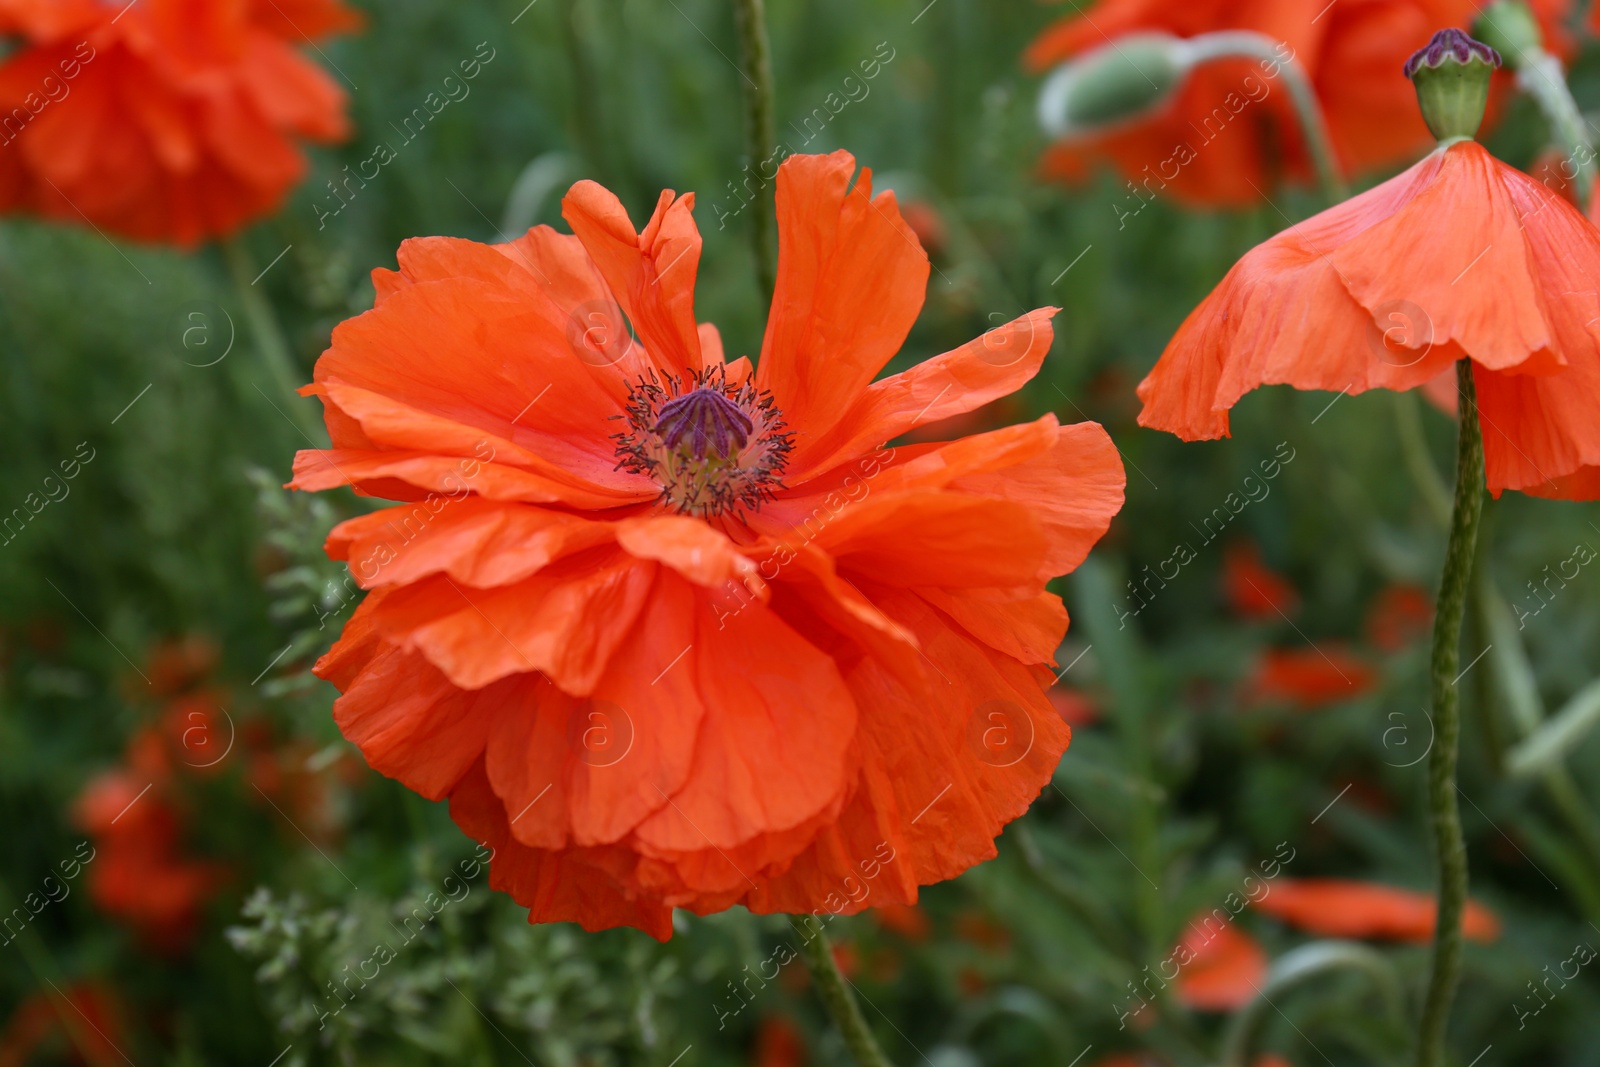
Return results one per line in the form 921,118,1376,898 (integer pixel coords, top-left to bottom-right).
1414,359,1485,1067
793,920,894,1067
222,238,323,443
732,0,777,299
1512,49,1596,208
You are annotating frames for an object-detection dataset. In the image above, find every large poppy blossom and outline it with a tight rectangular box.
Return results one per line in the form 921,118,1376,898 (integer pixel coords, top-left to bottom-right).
0,0,359,246
1023,0,1570,206
291,151,1127,939
1137,139,1600,500
1254,877,1500,941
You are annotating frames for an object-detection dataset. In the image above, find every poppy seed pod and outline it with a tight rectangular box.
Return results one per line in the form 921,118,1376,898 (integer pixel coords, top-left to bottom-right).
1404,28,1501,141
1037,33,1190,137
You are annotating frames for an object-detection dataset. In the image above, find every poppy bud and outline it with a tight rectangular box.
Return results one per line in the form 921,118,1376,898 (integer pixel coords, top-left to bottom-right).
1472,2,1543,68
1037,33,1189,137
1404,28,1501,141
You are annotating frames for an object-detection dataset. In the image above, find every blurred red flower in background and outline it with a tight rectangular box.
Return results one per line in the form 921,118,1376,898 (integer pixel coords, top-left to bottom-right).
1246,646,1377,708
73,770,226,953
1222,541,1299,621
1364,584,1433,651
0,0,360,246
0,981,126,1067
1253,878,1501,941
293,151,1126,939
872,902,931,941
1173,919,1268,1011
1138,139,1600,501
1023,0,1571,206
749,1016,806,1067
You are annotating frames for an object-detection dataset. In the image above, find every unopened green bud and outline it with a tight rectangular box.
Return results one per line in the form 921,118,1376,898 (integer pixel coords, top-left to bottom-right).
1037,34,1188,137
1404,28,1501,141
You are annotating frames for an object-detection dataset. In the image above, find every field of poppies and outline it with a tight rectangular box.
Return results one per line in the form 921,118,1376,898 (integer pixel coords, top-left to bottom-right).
3,0,1600,1064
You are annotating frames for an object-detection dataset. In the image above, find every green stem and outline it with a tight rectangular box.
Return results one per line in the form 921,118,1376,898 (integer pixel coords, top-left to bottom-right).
793,920,894,1067
1414,359,1485,1067
1184,31,1348,201
222,237,323,444
732,0,777,299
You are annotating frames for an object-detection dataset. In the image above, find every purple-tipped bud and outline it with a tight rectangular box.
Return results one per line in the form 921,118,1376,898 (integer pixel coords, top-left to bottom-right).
1404,29,1500,141
654,387,753,461
1403,28,1502,79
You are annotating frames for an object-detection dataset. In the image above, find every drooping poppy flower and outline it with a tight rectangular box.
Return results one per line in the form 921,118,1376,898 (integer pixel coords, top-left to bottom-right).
1173,918,1269,1011
1222,540,1299,620
74,770,226,952
0,981,126,1067
1024,0,1571,206
291,150,1127,940
1253,877,1500,941
1246,646,1377,708
1364,583,1433,651
1137,136,1600,501
0,0,360,246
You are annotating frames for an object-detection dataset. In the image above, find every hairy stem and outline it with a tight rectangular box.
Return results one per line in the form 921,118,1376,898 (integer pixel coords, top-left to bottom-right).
793,920,895,1067
222,238,323,444
1414,359,1485,1067
732,0,777,298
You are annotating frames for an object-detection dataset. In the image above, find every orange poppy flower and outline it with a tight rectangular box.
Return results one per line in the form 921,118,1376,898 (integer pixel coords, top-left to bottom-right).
0,0,359,246
1138,138,1600,501
1222,540,1299,620
1024,0,1570,206
1174,918,1268,1011
291,151,1127,939
1253,877,1501,941
1247,646,1377,708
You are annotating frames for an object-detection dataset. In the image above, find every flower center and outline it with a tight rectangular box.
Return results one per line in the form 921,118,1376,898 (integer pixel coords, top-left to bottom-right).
614,367,792,517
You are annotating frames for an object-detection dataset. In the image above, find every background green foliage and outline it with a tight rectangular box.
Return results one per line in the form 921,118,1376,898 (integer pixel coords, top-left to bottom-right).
2,0,1599,1063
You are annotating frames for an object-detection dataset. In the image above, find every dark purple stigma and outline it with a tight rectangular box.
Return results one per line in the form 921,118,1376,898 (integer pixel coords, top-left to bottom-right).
652,387,754,460
1404,28,1501,79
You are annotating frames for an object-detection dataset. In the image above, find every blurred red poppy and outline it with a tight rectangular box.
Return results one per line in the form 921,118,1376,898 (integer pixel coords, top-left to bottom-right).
0,0,360,246
1024,0,1572,206
1174,919,1268,1011
1050,685,1101,727
750,1016,806,1067
0,982,126,1067
1222,541,1299,620
1253,878,1500,941
1364,584,1433,651
74,770,226,953
1246,646,1377,708
872,901,931,941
